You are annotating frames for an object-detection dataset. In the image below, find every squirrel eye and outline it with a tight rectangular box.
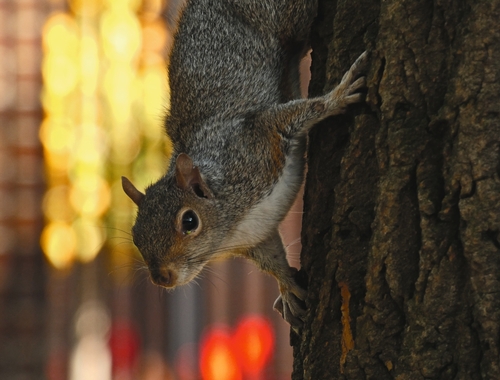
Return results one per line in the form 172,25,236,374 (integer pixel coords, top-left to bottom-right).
181,210,199,235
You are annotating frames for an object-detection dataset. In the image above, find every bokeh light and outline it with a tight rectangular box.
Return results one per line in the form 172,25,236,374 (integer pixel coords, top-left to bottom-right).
233,315,274,376
108,319,141,377
70,301,112,380
200,316,275,380
101,10,141,62
40,0,172,271
40,222,77,270
42,185,74,223
200,326,242,380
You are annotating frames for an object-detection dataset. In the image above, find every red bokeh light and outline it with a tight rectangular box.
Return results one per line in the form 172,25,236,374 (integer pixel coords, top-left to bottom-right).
233,316,274,375
200,325,242,380
108,319,140,375
199,316,275,380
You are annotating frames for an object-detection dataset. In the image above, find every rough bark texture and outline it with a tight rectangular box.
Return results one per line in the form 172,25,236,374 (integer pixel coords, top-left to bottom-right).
292,0,500,379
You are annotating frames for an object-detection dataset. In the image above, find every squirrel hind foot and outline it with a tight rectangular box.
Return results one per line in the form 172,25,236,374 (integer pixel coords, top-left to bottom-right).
273,286,307,331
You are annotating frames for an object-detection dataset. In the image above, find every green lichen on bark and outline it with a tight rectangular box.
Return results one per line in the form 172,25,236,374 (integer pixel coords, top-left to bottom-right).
293,0,500,379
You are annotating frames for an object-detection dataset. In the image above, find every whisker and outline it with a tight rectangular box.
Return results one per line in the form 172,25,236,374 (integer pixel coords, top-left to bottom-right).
191,277,202,290
202,273,222,293
99,225,133,237
202,266,228,286
130,269,151,292
106,235,133,242
110,241,136,250
285,237,302,248
111,264,149,291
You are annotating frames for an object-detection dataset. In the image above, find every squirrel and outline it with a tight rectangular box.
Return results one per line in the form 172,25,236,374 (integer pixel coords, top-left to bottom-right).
122,0,368,330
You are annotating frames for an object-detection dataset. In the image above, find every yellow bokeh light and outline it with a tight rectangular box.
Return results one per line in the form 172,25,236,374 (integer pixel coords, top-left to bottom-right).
74,124,109,164
103,65,138,111
80,35,100,95
104,0,142,12
142,0,166,20
142,20,168,52
41,0,171,271
69,0,102,17
41,222,77,269
44,151,70,174
101,10,142,62
73,219,106,263
133,145,170,184
42,12,79,54
43,185,74,223
43,54,79,96
140,64,168,132
80,97,99,124
41,88,80,118
69,175,111,218
110,133,142,165
39,117,75,154
42,13,79,97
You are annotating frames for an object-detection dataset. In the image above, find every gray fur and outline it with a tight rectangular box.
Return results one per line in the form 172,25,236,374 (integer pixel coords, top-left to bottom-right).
124,0,369,329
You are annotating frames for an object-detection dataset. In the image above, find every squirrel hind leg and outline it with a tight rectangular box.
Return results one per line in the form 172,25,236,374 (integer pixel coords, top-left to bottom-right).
246,231,308,330
274,285,307,332
275,267,307,331
273,295,304,331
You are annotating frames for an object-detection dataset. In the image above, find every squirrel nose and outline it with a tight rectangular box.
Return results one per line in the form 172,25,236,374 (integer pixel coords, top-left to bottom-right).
151,267,177,288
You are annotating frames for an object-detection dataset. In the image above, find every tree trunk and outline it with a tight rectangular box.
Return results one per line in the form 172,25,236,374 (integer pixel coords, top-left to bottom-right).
292,0,500,379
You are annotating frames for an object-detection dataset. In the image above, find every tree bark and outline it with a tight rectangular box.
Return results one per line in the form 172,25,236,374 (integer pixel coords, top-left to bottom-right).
292,0,500,379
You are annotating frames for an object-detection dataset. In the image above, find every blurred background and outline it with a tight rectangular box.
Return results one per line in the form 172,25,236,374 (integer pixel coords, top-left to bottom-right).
0,0,309,379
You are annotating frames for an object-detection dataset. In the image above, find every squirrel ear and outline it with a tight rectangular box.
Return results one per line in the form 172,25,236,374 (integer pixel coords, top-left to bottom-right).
122,176,145,206
175,153,214,199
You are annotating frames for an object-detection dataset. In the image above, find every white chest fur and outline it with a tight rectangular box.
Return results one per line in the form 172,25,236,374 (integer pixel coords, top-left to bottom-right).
222,142,305,252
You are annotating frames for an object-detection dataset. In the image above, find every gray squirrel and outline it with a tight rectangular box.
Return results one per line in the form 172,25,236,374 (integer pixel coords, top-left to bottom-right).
122,0,368,330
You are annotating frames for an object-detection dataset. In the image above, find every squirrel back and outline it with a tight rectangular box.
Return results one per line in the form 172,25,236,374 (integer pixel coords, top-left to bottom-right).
167,0,314,141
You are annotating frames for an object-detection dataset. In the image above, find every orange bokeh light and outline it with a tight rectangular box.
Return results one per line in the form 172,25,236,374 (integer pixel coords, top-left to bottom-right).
200,316,275,380
233,316,274,375
200,326,242,380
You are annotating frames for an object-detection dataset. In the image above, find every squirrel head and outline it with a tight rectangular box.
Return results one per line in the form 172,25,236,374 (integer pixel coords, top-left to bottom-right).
122,153,221,289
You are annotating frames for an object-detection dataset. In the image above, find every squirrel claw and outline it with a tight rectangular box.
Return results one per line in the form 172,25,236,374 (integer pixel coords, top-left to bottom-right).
273,294,304,331
327,50,370,115
273,285,307,331
352,50,370,74
273,295,284,315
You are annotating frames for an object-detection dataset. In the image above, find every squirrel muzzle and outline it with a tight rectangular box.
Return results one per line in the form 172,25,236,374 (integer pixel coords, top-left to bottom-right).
150,266,178,288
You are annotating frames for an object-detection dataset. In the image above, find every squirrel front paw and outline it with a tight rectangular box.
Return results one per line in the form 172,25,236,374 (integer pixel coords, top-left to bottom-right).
326,51,369,115
273,270,307,332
